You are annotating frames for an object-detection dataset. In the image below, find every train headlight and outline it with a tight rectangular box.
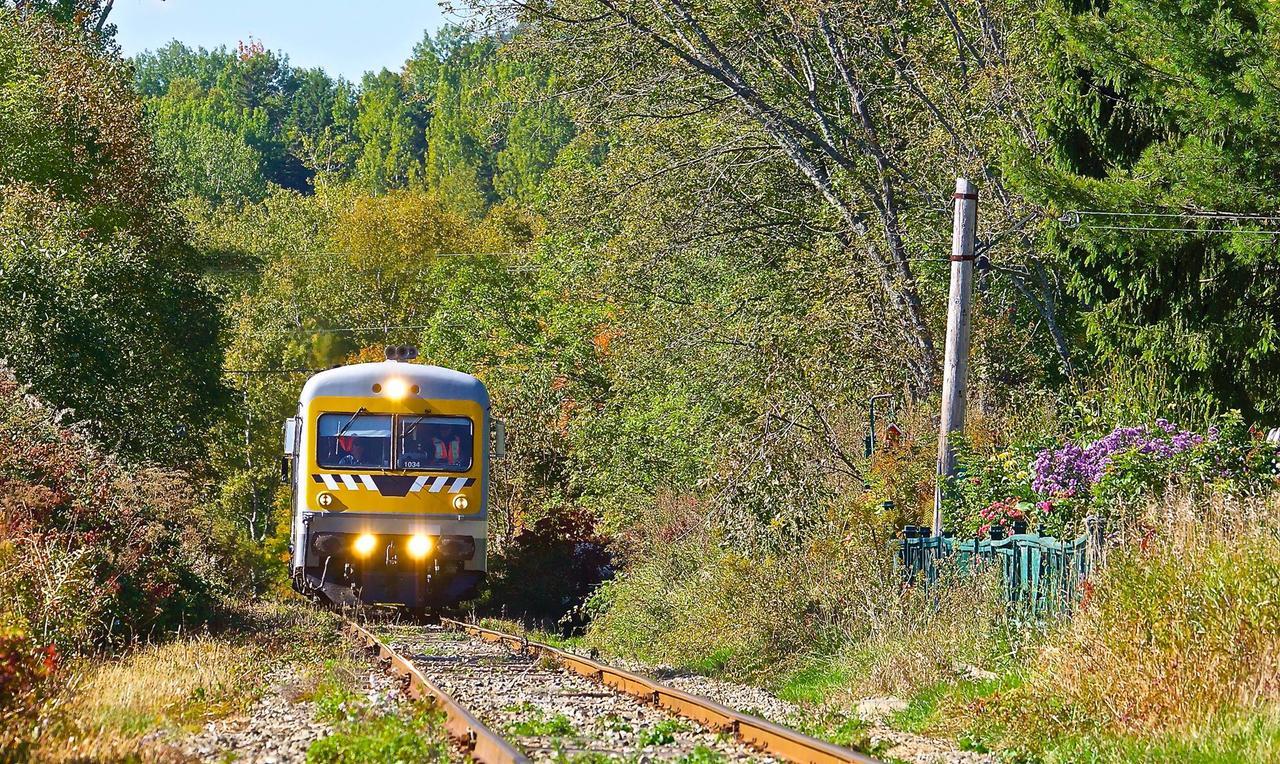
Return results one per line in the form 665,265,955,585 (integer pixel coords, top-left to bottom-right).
407,534,432,558
317,492,334,508
384,378,408,400
452,494,469,511
353,533,377,556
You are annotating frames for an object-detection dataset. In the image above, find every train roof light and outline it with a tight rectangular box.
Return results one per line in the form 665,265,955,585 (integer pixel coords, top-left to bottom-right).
384,378,408,399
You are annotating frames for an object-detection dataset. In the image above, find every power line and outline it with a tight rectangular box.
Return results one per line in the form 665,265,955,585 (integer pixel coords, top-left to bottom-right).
241,323,433,338
1061,209,1280,235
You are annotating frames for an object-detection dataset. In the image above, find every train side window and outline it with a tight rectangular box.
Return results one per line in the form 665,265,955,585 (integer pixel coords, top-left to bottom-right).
316,413,392,469
397,415,474,472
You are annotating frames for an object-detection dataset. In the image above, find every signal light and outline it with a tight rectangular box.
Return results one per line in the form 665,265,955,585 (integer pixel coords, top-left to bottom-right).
452,495,469,511
407,535,432,558
353,533,377,556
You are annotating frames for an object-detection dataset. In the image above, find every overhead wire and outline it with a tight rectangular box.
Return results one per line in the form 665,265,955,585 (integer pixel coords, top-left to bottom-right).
1061,209,1280,235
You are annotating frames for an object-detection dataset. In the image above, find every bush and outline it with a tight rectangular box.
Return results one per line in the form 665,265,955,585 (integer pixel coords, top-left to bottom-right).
483,507,611,625
0,371,225,648
1031,492,1280,735
947,490,1280,759
946,413,1280,539
584,496,1010,698
0,627,54,758
0,370,230,755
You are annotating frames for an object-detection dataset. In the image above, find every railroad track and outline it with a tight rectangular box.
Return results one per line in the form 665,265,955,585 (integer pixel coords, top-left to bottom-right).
345,617,881,764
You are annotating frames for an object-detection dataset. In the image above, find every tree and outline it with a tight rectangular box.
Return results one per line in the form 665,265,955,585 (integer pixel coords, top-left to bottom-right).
1011,0,1280,414
471,0,1052,396
0,9,225,461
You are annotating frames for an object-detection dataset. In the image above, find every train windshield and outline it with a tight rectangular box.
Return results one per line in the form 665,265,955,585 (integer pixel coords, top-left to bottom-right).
397,415,474,472
316,413,392,469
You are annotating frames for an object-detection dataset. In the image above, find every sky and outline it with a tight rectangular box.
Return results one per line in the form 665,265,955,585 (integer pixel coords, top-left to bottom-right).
110,0,453,82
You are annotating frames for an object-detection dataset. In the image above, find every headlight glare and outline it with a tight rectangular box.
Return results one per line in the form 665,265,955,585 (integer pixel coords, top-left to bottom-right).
353,533,377,556
384,378,408,399
407,534,432,558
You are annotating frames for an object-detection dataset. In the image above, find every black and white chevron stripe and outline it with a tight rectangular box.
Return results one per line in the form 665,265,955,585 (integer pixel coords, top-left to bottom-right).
312,473,474,494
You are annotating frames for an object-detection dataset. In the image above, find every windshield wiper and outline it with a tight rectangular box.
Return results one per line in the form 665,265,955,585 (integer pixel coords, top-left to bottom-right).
334,407,367,441
402,411,432,438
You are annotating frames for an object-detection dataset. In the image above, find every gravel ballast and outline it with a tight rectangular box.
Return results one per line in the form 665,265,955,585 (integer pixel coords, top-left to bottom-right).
377,623,781,763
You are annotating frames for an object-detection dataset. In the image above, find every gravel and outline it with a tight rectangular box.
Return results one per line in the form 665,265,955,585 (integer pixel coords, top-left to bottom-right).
377,624,780,763
153,656,410,763
550,648,991,764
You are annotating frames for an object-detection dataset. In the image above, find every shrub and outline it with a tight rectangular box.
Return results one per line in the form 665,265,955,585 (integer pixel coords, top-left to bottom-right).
1032,492,1280,735
0,370,230,756
0,371,225,648
947,490,1280,758
0,627,54,758
483,507,611,625
584,498,1011,698
947,413,1280,539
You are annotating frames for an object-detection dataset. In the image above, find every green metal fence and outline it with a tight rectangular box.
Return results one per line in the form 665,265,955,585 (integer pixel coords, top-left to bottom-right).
894,517,1105,614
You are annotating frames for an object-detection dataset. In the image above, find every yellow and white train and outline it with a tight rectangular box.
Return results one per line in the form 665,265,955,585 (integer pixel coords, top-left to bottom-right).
284,346,501,612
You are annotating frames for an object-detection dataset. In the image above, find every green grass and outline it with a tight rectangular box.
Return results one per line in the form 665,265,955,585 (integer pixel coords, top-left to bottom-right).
683,647,736,676
891,674,1021,737
636,718,690,746
504,702,578,737
308,661,364,724
792,710,875,752
675,745,727,764
776,661,852,705
306,709,451,764
984,710,1280,764
900,674,1280,762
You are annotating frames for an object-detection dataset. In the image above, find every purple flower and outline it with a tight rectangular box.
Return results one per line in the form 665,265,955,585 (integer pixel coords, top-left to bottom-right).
1030,418,1209,498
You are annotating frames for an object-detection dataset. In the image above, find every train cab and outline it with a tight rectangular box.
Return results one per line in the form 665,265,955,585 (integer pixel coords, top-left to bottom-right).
284,346,501,611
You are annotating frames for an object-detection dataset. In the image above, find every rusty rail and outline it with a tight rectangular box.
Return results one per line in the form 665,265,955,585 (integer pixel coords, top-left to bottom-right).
343,619,530,764
441,618,882,764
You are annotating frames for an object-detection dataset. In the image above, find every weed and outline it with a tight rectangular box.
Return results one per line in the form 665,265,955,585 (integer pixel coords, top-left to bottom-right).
793,711,873,752
307,708,450,764
636,718,689,746
675,744,726,764
777,662,850,705
505,702,577,737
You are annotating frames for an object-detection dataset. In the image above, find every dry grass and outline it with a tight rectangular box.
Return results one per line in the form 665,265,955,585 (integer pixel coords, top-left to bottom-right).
929,490,1280,760
1030,491,1280,735
29,600,346,762
32,637,261,762
586,515,1010,700
67,638,262,732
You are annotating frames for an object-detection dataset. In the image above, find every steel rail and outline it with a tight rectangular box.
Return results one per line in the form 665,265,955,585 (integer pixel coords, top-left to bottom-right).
343,619,531,764
441,618,882,764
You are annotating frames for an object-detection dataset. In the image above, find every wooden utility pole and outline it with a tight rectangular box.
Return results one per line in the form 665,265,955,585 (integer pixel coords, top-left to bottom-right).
934,178,978,536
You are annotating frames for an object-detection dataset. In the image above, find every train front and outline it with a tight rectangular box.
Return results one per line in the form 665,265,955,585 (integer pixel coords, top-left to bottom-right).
285,349,494,612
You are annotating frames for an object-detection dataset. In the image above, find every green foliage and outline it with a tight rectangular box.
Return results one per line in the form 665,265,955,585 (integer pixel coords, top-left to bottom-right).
584,500,1010,698
0,9,225,461
0,371,228,651
306,709,451,764
504,702,577,737
1013,0,1280,415
635,718,688,747
945,412,1279,538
